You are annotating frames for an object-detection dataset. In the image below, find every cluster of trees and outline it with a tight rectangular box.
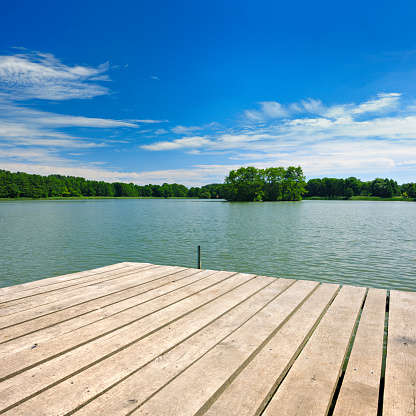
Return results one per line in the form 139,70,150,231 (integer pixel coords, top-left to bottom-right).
224,166,306,201
0,170,226,199
305,177,416,198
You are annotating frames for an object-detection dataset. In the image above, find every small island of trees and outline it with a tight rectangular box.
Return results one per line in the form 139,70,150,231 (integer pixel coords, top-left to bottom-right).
224,166,306,201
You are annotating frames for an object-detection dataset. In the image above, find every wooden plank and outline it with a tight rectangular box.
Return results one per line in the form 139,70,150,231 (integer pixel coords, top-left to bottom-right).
0,262,132,297
0,263,149,305
333,288,386,416
383,290,416,416
0,274,275,415
0,263,158,315
0,269,215,359
131,280,319,416
204,283,339,416
0,265,180,330
73,278,294,416
0,270,237,382
262,285,366,416
0,266,197,340
0,263,156,315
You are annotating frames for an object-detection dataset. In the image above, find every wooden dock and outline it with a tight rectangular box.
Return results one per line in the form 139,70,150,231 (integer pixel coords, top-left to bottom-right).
0,262,415,415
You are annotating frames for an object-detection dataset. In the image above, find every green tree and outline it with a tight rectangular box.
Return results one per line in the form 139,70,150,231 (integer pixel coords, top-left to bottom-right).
161,183,173,198
200,191,211,199
224,166,263,201
5,183,21,198
187,187,200,198
263,167,285,201
345,177,362,196
345,187,354,199
282,166,306,200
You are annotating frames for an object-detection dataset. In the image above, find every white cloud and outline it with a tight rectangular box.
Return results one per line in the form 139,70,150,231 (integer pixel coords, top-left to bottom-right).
353,93,401,115
133,119,168,124
0,51,110,100
244,109,265,121
300,98,326,115
259,101,289,118
171,125,203,134
0,99,143,128
143,113,416,155
33,115,139,128
139,93,416,182
154,128,169,135
245,93,404,123
0,98,145,155
142,136,211,151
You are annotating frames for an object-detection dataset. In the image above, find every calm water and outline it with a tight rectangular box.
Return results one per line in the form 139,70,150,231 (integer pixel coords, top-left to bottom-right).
0,199,415,291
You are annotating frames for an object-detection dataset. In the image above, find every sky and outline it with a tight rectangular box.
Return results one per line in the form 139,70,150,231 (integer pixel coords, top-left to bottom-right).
0,0,415,186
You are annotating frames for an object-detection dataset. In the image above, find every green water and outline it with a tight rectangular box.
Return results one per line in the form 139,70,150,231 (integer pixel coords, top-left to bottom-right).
0,199,415,291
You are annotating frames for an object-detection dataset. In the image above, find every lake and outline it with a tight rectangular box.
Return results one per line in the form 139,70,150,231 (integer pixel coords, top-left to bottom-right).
0,199,415,291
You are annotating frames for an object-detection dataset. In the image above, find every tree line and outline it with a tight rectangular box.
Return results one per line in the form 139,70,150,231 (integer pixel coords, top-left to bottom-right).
0,168,414,200
0,170,226,199
306,177,416,198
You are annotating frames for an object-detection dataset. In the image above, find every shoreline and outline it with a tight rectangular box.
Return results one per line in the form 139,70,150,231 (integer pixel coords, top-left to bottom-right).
303,196,416,202
0,196,415,202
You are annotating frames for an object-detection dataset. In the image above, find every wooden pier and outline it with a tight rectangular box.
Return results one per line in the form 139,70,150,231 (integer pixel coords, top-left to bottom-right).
0,262,415,415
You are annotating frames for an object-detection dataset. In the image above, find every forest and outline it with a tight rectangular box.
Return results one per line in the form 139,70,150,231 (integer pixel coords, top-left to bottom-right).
0,169,225,199
306,176,416,199
0,168,415,200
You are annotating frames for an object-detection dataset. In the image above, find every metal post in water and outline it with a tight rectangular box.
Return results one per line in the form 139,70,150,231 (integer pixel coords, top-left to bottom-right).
198,245,201,269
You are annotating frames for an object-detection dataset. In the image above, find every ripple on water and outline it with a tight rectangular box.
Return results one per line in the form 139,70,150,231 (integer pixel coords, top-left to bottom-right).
0,199,415,291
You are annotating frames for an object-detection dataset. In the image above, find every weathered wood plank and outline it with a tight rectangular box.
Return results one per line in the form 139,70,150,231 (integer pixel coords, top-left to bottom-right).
262,285,366,416
0,269,215,359
333,288,386,416
0,266,200,340
1,275,274,415
0,270,238,382
383,290,416,416
0,262,131,298
132,280,319,416
0,263,150,305
0,265,179,328
73,278,294,416
204,283,339,416
0,263,159,316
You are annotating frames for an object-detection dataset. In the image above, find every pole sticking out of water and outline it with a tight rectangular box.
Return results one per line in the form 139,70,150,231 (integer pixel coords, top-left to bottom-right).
198,245,201,269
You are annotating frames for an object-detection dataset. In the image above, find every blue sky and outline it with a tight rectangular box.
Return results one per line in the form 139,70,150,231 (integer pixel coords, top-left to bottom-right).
0,0,415,186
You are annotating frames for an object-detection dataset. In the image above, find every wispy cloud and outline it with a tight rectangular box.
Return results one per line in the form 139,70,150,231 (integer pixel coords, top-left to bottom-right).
0,51,164,173
245,101,291,120
142,136,211,151
352,93,401,115
244,93,403,122
171,125,203,134
0,51,110,100
132,119,168,124
141,93,416,178
0,101,141,128
0,98,141,152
